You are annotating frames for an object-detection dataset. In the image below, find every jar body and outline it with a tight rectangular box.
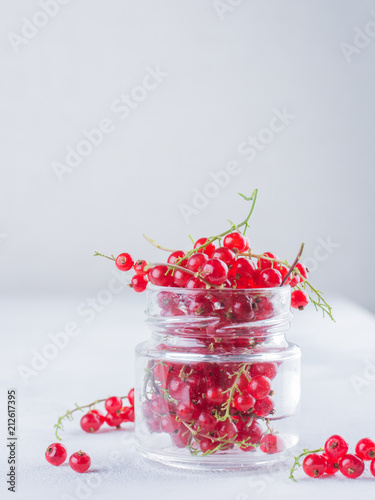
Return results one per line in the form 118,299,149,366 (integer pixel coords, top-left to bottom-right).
135,286,300,470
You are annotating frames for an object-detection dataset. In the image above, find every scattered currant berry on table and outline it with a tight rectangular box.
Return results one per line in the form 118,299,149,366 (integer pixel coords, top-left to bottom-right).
115,253,134,272
324,435,349,461
120,406,135,422
127,388,135,407
105,412,123,427
45,443,67,466
322,453,339,475
69,451,91,473
355,437,375,461
291,290,309,310
339,454,365,479
80,412,102,433
105,396,123,415
90,409,105,425
302,453,327,478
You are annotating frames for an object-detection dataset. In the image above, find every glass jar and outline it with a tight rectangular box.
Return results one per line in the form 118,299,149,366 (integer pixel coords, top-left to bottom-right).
135,285,300,470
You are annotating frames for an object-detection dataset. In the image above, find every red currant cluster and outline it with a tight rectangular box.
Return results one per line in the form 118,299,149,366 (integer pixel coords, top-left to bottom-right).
143,360,283,455
45,444,90,473
291,435,375,480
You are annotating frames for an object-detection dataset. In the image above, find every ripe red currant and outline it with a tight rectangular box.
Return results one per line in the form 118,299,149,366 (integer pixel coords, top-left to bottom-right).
248,375,271,399
259,252,280,270
216,420,238,439
201,258,228,285
188,296,214,316
148,265,173,286
324,435,349,460
115,253,134,272
176,401,198,421
187,253,208,272
322,453,339,475
259,434,285,454
105,396,123,414
80,412,102,433
167,250,187,267
258,268,282,288
128,388,135,407
134,259,148,276
212,247,236,267
195,411,217,433
120,406,135,422
295,262,308,279
223,232,247,252
160,415,180,433
185,277,206,289
173,268,190,287
234,392,255,411
355,437,375,461
339,454,365,479
206,387,225,405
200,438,218,453
45,443,67,466
194,238,215,257
69,451,91,473
253,396,274,417
232,296,254,321
291,289,309,310
131,274,148,292
90,409,105,425
157,291,180,310
302,453,327,478
105,412,123,427
229,258,255,281
172,425,191,448
250,362,278,380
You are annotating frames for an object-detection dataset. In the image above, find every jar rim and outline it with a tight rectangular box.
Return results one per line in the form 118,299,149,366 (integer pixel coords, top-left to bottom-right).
147,284,291,293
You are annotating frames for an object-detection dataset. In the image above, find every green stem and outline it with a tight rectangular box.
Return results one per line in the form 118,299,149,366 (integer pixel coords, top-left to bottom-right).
289,448,324,482
94,251,115,261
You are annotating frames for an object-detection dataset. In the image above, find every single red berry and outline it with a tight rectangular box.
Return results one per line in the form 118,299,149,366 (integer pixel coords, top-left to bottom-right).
243,236,251,252
302,453,327,478
339,454,365,479
45,443,67,466
288,272,301,287
291,289,309,310
232,296,254,321
229,258,256,281
185,277,206,289
250,362,278,380
355,437,375,461
212,247,236,267
223,232,247,252
168,377,189,401
154,362,169,384
176,401,198,421
201,258,228,285
134,259,148,276
157,291,180,310
258,268,282,287
105,412,123,427
248,375,271,399
148,265,173,287
187,253,209,272
194,238,216,257
105,396,123,415
238,420,263,449
322,453,339,475
200,438,218,453
234,392,255,411
80,412,102,433
128,388,135,407
324,435,349,460
131,274,148,292
259,252,280,270
295,262,308,279
115,253,134,272
120,406,135,422
172,425,191,448
253,396,274,417
167,250,187,267
195,411,217,433
69,451,91,473
259,434,285,454
90,409,105,425
160,415,180,433
173,268,190,287
216,420,238,439
370,459,375,477
188,297,214,316
206,387,226,405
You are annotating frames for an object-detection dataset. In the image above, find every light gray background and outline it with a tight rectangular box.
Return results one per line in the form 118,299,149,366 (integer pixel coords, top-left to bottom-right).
0,0,374,310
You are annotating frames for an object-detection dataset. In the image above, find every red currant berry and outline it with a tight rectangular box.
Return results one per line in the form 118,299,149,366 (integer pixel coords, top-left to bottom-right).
105,396,122,415
248,375,271,399
250,362,278,380
288,272,301,287
201,258,228,285
200,438,218,453
157,291,180,310
148,265,173,287
90,409,105,425
134,259,148,276
167,250,187,267
173,268,190,287
154,362,169,384
259,434,285,454
243,236,251,252
172,425,191,448
258,268,282,288
324,435,349,460
176,401,198,421
370,459,375,477
80,412,102,433
128,388,135,407
69,451,91,473
223,232,247,252
131,274,148,292
291,289,309,310
259,252,280,270
206,387,225,405
115,253,134,272
194,238,215,257
195,411,217,433
322,453,339,475
232,296,255,321
295,262,308,279
229,258,255,281
160,415,180,433
105,412,123,427
234,392,255,411
253,396,274,417
355,437,375,461
238,420,263,449
212,247,236,267
216,420,238,439
168,377,189,402
45,443,67,466
188,297,214,316
185,277,206,289
120,406,135,422
339,454,365,479
302,453,327,478
187,253,208,272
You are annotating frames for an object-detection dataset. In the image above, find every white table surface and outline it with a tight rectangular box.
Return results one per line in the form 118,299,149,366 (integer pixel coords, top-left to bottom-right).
1,293,375,499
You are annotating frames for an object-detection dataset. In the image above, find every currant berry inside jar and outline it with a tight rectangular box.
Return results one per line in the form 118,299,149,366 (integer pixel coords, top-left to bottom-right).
135,285,300,470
